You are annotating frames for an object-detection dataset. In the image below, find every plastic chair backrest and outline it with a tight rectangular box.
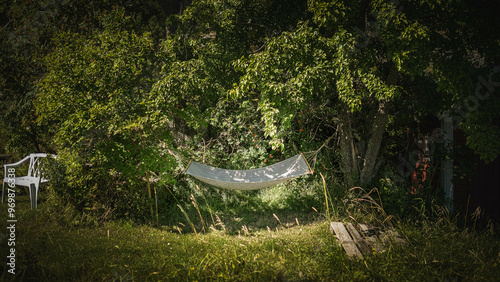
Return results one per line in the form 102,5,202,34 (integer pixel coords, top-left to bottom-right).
27,153,48,178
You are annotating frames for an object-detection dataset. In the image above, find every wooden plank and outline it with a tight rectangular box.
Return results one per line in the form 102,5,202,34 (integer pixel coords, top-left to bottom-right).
378,230,392,246
358,223,384,253
386,228,407,245
358,223,371,235
345,223,372,256
330,222,363,259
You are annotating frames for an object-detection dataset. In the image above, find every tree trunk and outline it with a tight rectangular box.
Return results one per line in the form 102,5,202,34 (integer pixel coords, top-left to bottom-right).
359,100,389,185
339,107,359,187
339,67,398,187
358,67,398,185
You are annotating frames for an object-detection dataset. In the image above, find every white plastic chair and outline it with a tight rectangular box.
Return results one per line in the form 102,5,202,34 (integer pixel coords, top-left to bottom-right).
2,153,56,209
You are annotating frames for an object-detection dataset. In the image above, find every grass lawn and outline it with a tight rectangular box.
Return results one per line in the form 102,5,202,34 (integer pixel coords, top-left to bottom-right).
1,195,499,281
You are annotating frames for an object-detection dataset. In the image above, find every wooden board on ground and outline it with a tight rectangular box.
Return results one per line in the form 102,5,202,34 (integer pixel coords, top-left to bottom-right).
358,223,384,253
386,228,407,245
331,222,406,259
345,222,372,256
330,222,364,259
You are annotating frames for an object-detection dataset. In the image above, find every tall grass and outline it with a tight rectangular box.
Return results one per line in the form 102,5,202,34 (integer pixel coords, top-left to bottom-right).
1,195,498,281
190,193,206,233
2,170,499,281
348,186,394,227
319,172,330,219
177,204,197,235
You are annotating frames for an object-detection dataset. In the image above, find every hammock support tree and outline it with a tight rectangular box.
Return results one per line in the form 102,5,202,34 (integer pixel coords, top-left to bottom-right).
184,153,314,190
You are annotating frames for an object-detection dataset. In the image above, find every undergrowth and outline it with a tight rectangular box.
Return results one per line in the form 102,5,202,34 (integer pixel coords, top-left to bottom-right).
1,192,499,281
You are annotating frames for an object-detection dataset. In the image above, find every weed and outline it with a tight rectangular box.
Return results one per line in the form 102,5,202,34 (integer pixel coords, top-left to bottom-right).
319,172,330,219
273,213,282,226
195,185,215,227
0,197,499,281
349,186,394,227
190,193,206,233
215,214,227,233
177,204,197,235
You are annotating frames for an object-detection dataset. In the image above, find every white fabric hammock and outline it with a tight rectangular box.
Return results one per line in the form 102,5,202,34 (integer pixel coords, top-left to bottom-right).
184,153,313,190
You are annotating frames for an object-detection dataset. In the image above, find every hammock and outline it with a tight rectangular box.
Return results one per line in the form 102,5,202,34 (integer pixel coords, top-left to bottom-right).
184,153,314,190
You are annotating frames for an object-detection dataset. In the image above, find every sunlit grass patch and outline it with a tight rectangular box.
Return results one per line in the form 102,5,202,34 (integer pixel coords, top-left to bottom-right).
1,195,499,281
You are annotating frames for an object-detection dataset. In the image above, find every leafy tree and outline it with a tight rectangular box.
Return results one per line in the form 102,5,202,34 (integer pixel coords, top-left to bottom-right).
0,0,55,155
152,0,311,164
461,67,500,164
230,0,500,187
2,0,183,217
36,8,176,216
6,0,500,219
0,0,178,156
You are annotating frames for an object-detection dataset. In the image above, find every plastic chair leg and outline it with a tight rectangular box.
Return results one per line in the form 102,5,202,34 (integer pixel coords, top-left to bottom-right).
30,183,37,210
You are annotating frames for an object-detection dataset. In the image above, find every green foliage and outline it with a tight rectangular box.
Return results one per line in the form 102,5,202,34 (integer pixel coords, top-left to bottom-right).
461,68,500,163
377,171,445,221
230,20,402,186
231,24,341,149
464,121,500,164
35,9,177,218
2,0,500,221
0,0,171,155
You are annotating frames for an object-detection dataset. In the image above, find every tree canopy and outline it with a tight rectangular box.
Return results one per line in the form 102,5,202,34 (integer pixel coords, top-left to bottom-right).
1,0,499,218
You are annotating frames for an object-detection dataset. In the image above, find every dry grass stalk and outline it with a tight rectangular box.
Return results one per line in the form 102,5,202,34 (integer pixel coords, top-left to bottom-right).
320,172,330,219
471,206,482,231
273,213,282,225
215,214,226,232
242,225,249,235
196,185,216,227
190,194,206,233
177,204,197,235
349,186,392,227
